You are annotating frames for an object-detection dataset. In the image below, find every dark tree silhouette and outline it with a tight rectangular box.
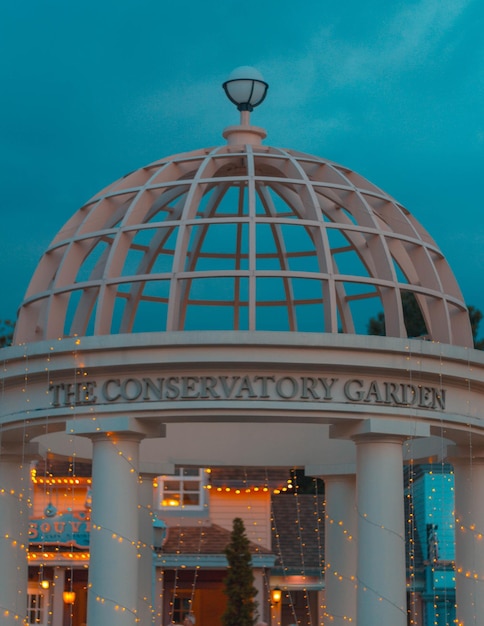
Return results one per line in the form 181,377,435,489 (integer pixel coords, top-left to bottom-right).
468,305,484,350
0,320,14,348
367,292,427,338
222,517,258,626
367,295,483,349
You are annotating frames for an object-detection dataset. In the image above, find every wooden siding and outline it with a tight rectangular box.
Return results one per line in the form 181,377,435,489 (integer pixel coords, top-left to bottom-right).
208,491,272,550
31,484,90,518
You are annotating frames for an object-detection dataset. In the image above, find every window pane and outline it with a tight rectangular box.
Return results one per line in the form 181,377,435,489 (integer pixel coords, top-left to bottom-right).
158,467,204,509
183,494,200,505
173,597,191,623
164,480,180,490
27,593,44,625
182,468,199,476
183,481,200,490
162,495,181,506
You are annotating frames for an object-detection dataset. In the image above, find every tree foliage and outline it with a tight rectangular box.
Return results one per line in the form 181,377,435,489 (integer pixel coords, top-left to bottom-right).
367,294,483,350
367,292,427,338
468,305,484,350
0,320,14,348
222,517,258,626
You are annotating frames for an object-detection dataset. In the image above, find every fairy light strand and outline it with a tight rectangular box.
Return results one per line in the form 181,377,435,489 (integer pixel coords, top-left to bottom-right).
292,470,313,626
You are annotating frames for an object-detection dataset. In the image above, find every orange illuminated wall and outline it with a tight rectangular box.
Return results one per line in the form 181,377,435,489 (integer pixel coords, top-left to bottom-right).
209,489,271,549
30,474,91,518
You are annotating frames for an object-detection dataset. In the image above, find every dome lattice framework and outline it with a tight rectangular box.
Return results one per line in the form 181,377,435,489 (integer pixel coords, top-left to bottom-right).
15,142,471,347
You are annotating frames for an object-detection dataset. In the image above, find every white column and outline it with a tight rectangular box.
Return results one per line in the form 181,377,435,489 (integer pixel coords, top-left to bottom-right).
67,416,164,626
0,449,35,626
324,474,357,625
51,567,65,626
452,451,484,626
87,432,142,626
253,569,266,623
138,472,156,626
355,434,407,626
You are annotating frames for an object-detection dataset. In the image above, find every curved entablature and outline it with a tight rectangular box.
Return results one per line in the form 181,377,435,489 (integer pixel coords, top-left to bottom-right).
1,333,483,448
15,143,472,347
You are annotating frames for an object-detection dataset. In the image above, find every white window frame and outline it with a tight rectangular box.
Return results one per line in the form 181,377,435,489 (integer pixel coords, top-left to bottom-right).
27,587,49,626
157,467,207,511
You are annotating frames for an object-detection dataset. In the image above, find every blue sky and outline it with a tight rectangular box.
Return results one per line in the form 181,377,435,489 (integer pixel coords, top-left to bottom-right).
1,0,483,337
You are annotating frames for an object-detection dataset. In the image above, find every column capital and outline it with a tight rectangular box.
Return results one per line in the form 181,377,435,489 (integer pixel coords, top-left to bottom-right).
66,416,166,440
330,418,430,442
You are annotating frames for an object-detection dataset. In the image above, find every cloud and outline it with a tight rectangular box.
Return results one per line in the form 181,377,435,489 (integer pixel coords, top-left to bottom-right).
262,0,473,95
117,0,479,160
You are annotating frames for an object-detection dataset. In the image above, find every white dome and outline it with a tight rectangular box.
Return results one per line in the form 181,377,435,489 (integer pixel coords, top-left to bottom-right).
15,138,472,347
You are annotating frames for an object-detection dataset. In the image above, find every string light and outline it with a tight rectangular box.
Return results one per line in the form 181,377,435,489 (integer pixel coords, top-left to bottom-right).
2,334,483,626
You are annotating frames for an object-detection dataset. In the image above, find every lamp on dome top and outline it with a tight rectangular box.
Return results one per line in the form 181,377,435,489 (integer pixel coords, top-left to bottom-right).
223,66,268,116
